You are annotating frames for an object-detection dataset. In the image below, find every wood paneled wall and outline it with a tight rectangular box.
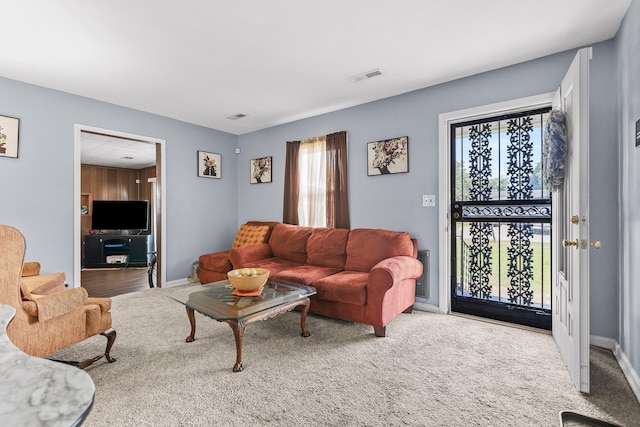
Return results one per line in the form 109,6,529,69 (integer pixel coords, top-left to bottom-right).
138,167,156,204
80,164,156,237
81,164,156,202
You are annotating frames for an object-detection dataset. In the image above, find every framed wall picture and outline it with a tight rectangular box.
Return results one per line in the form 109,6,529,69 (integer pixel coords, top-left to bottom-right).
0,115,20,159
198,151,221,178
250,156,272,184
367,136,408,175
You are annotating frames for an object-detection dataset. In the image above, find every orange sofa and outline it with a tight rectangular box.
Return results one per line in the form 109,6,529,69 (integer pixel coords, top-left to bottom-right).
226,223,423,337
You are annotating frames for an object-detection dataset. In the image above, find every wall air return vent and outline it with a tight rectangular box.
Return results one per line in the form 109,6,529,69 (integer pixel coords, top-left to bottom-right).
348,68,383,83
415,249,429,299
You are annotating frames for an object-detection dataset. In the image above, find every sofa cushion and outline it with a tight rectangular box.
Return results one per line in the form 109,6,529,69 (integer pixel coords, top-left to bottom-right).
274,265,342,286
268,223,313,264
311,271,368,305
20,272,66,296
344,228,415,272
306,228,349,269
232,224,271,249
243,257,303,276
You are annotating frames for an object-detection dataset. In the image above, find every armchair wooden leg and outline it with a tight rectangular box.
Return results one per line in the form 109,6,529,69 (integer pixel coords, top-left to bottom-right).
101,327,117,363
50,327,117,370
374,325,386,337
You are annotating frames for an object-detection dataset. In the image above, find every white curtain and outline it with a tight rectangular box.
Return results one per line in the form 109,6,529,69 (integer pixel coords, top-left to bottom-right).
298,136,326,227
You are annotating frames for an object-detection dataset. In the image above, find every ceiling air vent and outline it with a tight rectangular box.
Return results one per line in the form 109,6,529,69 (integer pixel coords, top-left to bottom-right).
348,68,382,83
226,113,247,120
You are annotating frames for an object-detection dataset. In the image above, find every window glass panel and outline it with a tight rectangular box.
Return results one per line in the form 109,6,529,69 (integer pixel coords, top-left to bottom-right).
454,112,550,202
298,137,326,227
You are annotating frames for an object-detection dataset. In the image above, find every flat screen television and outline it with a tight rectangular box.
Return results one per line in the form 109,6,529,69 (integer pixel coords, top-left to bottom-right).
91,200,149,232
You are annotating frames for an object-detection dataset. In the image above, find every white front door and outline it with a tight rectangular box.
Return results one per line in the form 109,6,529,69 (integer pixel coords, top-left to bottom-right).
551,48,591,393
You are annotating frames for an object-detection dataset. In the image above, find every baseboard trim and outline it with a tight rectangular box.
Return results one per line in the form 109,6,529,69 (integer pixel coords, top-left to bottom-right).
413,301,444,314
591,335,640,403
162,279,192,288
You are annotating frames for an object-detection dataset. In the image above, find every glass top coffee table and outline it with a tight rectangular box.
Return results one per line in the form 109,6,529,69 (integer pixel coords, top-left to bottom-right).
169,278,316,372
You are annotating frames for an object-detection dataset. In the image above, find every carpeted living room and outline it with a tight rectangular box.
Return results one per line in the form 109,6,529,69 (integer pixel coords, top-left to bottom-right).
2,1,640,426
48,287,640,426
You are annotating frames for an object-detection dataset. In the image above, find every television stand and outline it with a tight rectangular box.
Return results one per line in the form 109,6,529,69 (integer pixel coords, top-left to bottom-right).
83,234,154,268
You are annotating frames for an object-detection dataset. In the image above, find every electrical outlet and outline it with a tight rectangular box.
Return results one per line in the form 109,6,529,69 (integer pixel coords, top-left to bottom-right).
422,194,435,207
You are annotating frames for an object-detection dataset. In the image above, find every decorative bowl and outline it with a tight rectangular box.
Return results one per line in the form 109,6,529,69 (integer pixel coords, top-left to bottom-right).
227,268,270,292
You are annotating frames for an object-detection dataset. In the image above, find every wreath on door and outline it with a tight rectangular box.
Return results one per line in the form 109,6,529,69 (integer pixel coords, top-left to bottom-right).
543,109,567,191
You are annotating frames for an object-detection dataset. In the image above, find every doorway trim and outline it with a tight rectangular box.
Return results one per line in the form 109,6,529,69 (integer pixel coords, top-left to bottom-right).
437,93,554,314
73,124,167,288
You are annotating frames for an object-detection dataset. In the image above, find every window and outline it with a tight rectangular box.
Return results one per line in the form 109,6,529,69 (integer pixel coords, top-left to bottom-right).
298,137,327,227
283,131,349,229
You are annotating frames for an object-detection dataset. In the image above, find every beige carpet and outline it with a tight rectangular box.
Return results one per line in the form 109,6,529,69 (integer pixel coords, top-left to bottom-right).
51,286,640,426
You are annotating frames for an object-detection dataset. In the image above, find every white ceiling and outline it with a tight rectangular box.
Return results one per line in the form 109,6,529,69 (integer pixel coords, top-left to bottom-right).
1,0,631,141
81,132,156,169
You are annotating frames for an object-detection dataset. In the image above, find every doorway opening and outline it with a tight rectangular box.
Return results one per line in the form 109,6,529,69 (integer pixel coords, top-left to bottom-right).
437,93,556,325
73,125,166,297
450,107,552,330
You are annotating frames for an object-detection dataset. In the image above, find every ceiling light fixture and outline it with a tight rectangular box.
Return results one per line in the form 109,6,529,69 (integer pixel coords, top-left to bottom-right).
226,113,247,120
348,68,383,83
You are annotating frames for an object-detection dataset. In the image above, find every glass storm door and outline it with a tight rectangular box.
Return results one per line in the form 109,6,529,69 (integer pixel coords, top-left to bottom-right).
451,108,552,329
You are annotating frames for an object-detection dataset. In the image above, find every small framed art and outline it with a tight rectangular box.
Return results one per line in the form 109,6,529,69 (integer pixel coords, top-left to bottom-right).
198,151,221,178
367,136,408,176
250,156,272,184
0,115,20,159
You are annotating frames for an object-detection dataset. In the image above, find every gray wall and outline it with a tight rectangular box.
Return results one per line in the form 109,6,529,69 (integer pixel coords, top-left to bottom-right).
237,42,620,337
589,40,620,340
0,78,239,283
617,0,640,384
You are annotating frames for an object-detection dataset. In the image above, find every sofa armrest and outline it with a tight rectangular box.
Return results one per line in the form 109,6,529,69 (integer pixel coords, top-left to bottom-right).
229,243,273,268
21,287,88,322
199,250,232,273
367,256,423,298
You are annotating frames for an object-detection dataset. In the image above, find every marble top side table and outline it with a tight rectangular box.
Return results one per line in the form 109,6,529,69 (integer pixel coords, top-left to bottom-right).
0,304,95,426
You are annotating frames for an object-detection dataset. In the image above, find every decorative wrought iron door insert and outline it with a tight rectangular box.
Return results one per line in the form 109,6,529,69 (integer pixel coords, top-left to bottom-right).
451,108,552,329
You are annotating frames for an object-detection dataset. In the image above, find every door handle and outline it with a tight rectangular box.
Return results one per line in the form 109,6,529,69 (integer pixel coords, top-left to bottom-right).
562,239,579,249
590,241,601,249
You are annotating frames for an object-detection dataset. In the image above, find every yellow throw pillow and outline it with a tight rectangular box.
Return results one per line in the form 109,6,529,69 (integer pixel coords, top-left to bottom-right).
232,224,270,249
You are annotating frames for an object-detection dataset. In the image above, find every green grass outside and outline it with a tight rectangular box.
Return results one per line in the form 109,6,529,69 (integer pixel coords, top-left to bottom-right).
458,237,552,307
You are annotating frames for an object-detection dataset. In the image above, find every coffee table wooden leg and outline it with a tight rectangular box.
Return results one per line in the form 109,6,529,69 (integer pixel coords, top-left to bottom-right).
223,319,247,372
299,299,311,337
185,307,196,342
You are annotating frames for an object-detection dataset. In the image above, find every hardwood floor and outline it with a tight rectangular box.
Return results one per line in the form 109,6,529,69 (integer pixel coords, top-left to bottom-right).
81,267,151,298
